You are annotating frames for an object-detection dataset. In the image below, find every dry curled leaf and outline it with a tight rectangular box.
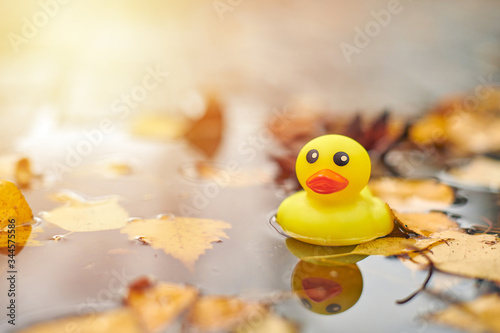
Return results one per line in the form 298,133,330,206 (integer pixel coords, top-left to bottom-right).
447,156,500,191
0,180,33,229
42,192,129,232
296,237,445,265
121,216,231,270
125,277,199,332
428,293,500,333
18,308,142,333
185,296,269,332
368,177,455,211
393,211,460,237
411,230,500,282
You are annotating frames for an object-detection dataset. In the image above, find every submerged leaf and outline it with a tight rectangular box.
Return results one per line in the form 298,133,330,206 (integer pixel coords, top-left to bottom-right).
18,308,142,333
394,211,460,237
298,237,445,265
428,293,500,333
121,216,231,270
43,192,129,232
411,230,500,282
125,277,199,332
369,177,455,211
185,295,269,332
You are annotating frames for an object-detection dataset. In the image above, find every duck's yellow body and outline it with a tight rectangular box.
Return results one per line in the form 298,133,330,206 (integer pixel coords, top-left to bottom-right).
276,134,394,246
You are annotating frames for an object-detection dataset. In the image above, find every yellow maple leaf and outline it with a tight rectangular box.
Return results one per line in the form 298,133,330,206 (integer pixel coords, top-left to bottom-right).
121,216,231,270
428,293,500,333
42,192,129,232
411,230,500,282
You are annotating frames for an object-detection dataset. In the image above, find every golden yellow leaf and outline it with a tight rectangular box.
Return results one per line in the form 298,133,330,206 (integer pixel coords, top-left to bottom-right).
42,192,129,232
121,216,231,270
18,308,142,333
185,296,269,332
0,224,30,256
0,180,33,230
369,177,455,211
411,230,500,282
428,294,500,333
393,211,460,236
125,277,199,332
300,237,446,265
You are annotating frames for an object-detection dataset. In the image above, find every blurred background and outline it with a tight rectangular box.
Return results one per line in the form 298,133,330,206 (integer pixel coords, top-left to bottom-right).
1,0,500,128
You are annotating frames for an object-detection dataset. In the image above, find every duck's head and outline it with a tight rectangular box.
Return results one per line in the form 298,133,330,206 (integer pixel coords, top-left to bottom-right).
296,135,371,202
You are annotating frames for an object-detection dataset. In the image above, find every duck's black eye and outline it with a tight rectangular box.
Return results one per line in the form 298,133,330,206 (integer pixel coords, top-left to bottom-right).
333,152,349,166
306,149,319,164
326,303,341,313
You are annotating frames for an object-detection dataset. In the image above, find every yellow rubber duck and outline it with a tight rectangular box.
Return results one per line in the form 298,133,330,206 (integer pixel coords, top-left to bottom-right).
276,134,394,246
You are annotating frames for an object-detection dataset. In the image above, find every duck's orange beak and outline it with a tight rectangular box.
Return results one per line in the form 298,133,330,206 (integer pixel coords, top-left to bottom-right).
302,277,343,303
306,169,349,194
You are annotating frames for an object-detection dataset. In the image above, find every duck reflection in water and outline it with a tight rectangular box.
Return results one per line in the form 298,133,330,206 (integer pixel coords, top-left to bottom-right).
291,260,363,315
286,238,365,315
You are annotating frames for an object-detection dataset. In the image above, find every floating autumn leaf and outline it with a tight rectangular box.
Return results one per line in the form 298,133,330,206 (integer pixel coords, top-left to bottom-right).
131,113,189,141
0,224,42,255
0,180,33,229
410,89,500,156
42,192,129,232
18,308,142,333
121,216,231,270
185,95,224,159
285,238,366,265
369,177,455,211
446,156,500,191
393,211,460,237
298,237,446,266
411,230,500,283
185,296,269,333
427,293,500,333
125,277,199,332
236,313,298,333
